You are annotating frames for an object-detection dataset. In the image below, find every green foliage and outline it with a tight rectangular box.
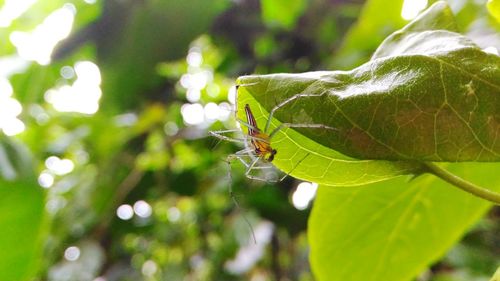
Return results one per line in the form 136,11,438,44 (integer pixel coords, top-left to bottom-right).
238,2,500,163
260,0,307,29
310,163,500,281
236,86,420,186
331,0,406,69
0,0,498,280
88,0,230,110
0,179,46,281
237,2,500,281
0,139,45,281
492,267,500,281
488,0,500,23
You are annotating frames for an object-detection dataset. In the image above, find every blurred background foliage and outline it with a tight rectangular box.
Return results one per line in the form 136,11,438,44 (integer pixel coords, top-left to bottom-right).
0,0,498,280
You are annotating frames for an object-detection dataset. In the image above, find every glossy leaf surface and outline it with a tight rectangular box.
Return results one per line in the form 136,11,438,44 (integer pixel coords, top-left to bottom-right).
309,163,500,281
237,2,500,165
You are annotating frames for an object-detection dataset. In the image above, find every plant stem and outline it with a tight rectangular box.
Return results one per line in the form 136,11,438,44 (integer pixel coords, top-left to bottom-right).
423,162,500,205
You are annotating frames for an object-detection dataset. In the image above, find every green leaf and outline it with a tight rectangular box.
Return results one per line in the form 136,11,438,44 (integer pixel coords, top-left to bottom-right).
0,179,46,281
236,88,420,186
331,0,406,69
488,0,500,23
0,137,34,180
0,137,45,281
260,0,307,29
237,2,500,169
491,267,500,281
309,163,500,281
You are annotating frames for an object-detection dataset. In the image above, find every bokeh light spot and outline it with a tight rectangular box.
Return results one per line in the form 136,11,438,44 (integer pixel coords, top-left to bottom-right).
64,246,80,261
292,182,318,210
10,4,75,65
117,204,134,220
133,200,152,218
38,171,54,188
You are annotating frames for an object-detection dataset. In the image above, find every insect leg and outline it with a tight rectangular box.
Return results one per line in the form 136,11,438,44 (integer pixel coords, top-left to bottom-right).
224,154,257,244
209,130,246,144
268,123,338,139
264,90,328,133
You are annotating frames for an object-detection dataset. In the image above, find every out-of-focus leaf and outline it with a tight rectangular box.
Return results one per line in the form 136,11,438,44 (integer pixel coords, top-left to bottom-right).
491,267,500,281
309,163,500,281
260,0,307,29
0,137,34,180
99,0,230,110
488,0,500,23
0,137,44,281
331,0,406,69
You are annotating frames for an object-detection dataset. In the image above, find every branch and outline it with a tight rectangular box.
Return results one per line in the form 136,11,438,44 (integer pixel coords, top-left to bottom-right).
423,162,500,205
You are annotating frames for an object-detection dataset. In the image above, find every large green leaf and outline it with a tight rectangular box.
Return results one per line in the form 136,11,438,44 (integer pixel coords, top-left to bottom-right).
236,3,500,280
0,179,46,281
237,2,500,172
0,139,45,281
309,163,500,281
236,89,420,186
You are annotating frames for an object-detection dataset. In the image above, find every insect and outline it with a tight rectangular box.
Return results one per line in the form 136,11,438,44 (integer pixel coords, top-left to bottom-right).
210,84,336,182
244,104,277,163
209,84,336,243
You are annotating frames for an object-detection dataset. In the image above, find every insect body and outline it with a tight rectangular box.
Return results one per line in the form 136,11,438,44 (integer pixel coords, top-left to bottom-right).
208,85,337,242
244,104,277,162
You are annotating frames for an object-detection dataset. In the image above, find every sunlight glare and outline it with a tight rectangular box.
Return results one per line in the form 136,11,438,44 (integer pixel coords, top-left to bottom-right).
117,204,134,220
204,102,219,120
187,49,203,67
292,182,318,210
0,97,22,117
0,78,13,98
0,55,30,78
181,103,205,125
186,88,201,102
401,0,428,20
64,246,80,261
483,46,499,56
45,61,102,114
2,118,25,136
142,260,158,277
38,171,54,188
45,156,74,175
217,102,232,121
0,0,37,27
0,85,25,135
228,86,237,104
133,200,152,218
10,4,75,65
